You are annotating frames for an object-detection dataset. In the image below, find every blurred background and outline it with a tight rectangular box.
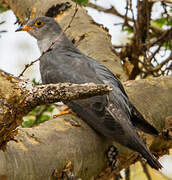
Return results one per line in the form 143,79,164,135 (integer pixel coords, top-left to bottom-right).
0,0,172,179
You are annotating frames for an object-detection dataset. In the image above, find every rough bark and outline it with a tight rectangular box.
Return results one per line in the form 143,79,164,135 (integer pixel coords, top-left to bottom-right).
0,1,172,179
0,71,172,179
0,69,110,150
0,0,128,81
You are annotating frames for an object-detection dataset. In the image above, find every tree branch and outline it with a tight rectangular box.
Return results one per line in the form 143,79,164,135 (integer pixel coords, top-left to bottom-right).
26,82,111,108
0,75,171,179
0,69,110,150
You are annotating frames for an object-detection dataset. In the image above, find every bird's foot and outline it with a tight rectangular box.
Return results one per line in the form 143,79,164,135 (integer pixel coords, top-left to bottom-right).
106,145,118,170
53,107,73,118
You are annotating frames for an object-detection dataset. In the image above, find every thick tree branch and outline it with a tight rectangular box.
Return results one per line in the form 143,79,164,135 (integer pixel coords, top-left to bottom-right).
0,69,110,150
0,75,171,179
0,0,172,179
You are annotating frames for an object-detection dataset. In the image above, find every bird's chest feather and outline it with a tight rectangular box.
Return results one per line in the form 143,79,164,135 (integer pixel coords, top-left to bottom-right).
40,50,102,84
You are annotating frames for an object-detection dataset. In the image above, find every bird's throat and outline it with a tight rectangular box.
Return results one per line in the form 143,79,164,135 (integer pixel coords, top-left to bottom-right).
38,38,54,53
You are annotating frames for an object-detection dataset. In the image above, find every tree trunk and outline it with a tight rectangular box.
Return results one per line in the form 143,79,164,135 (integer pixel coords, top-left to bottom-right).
0,69,172,179
0,0,172,179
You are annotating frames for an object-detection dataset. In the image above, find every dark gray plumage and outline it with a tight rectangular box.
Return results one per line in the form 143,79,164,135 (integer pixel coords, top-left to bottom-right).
17,16,162,170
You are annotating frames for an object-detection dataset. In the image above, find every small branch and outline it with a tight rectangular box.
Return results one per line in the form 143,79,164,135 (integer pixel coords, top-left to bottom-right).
149,51,172,72
63,3,78,33
147,45,161,62
112,45,124,49
0,68,111,149
87,2,133,22
140,160,152,180
25,82,112,109
125,167,130,180
19,58,40,77
144,28,172,48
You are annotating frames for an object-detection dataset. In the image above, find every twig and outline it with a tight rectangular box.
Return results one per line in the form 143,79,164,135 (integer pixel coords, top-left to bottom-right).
87,2,134,22
19,59,39,77
18,3,78,77
140,160,152,180
151,51,172,72
144,28,172,48
123,0,130,30
125,167,130,180
147,45,161,62
112,45,124,49
63,3,78,33
129,0,136,31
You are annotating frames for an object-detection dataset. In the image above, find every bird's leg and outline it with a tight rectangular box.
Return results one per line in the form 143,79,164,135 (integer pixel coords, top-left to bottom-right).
54,106,80,127
53,107,73,118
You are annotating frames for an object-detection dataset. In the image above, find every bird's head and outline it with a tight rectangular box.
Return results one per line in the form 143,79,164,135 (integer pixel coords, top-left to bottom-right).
16,16,62,40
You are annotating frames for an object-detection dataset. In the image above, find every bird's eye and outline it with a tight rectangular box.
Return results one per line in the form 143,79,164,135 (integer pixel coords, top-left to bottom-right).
34,20,44,28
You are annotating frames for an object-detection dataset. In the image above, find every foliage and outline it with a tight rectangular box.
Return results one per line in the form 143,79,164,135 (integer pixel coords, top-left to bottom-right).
110,1,172,79
72,0,89,6
151,17,172,28
32,78,42,85
22,105,55,127
123,26,134,34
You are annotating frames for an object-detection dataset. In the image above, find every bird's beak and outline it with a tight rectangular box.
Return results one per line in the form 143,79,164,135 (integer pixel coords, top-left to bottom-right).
15,25,34,32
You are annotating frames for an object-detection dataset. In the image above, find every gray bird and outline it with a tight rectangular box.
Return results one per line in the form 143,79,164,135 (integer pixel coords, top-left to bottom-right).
16,16,162,170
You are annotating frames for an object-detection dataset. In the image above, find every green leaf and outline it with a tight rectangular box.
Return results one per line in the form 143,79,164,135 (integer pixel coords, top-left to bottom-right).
22,105,54,127
167,19,172,26
36,113,51,124
72,0,89,6
32,78,42,85
47,105,55,112
151,17,168,28
122,26,133,34
162,42,171,50
22,116,35,127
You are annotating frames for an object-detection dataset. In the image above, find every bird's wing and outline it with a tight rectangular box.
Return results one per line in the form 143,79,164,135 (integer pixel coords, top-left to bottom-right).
67,96,134,145
67,96,162,170
130,104,159,136
90,59,158,136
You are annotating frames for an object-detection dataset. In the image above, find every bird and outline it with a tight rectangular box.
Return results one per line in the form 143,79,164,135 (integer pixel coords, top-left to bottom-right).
16,16,162,170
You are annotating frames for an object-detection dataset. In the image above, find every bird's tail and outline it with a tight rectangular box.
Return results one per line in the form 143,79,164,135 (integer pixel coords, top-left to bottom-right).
131,141,162,170
141,147,162,170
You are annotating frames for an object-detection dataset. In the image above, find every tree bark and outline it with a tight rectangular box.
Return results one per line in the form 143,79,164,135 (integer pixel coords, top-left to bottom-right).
0,1,172,179
0,69,172,179
0,69,110,151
